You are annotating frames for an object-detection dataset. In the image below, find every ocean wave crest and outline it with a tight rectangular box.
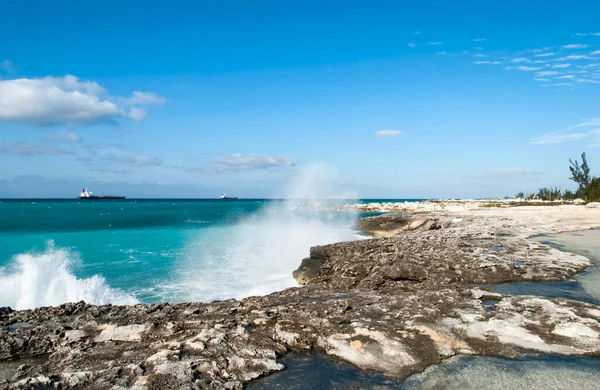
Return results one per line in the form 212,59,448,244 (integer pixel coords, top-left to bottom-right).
0,242,138,310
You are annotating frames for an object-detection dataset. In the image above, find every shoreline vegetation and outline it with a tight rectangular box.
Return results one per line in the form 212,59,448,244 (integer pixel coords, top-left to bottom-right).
2,203,600,388
515,152,600,202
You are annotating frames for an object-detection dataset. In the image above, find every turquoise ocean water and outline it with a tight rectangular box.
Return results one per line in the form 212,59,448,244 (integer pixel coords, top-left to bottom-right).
0,198,415,310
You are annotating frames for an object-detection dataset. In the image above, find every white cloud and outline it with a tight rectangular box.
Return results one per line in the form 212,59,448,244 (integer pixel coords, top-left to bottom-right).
428,41,443,46
1,59,14,73
473,61,501,65
413,31,422,35
375,130,404,138
590,50,600,56
473,53,487,58
113,155,162,167
549,82,575,87
534,52,555,57
532,131,588,144
511,57,531,63
536,71,560,76
582,63,600,69
575,78,600,84
472,38,487,42
436,51,447,55
0,142,77,156
563,43,589,49
408,43,416,48
552,63,571,68
0,75,164,126
505,66,542,71
532,118,600,145
91,168,132,174
124,91,166,106
42,131,82,143
530,47,552,53
187,154,295,173
558,75,575,79
556,55,595,61
533,78,550,82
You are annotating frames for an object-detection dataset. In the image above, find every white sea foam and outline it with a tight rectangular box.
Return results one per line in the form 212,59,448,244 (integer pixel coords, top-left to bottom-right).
166,164,359,302
0,242,138,310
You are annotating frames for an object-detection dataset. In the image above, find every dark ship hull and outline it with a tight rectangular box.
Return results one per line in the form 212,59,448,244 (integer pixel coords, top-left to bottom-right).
77,195,126,200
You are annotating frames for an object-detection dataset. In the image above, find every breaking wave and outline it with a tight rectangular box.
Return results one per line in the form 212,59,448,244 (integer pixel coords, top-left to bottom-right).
0,242,138,310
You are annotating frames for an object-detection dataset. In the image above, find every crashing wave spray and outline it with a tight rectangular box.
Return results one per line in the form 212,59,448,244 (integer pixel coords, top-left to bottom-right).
169,164,359,302
0,242,138,310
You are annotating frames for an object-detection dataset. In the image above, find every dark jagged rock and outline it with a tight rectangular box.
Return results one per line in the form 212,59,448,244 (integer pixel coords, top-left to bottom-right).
294,231,592,290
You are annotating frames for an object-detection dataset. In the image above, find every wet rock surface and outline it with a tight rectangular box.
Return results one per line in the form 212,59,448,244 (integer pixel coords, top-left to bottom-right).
2,207,600,389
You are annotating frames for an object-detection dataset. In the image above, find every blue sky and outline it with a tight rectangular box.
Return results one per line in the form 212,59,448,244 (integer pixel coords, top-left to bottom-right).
1,0,600,198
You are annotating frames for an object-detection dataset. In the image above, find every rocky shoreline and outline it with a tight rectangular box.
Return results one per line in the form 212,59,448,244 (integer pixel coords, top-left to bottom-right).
2,205,600,389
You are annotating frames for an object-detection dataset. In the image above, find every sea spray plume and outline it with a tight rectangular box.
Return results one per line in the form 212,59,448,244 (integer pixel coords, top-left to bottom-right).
0,241,138,310
170,164,359,303
284,163,357,200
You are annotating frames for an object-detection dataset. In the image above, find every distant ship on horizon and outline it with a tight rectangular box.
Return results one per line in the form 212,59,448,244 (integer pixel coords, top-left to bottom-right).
77,189,126,200
220,193,238,200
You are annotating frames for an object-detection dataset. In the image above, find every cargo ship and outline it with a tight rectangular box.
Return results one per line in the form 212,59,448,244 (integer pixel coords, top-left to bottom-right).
77,189,126,200
220,193,238,200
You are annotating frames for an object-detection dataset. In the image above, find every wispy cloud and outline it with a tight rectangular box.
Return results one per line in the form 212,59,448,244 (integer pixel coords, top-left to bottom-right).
573,32,600,37
531,118,600,146
107,155,163,167
187,154,295,174
375,130,404,138
42,131,82,143
428,41,443,46
546,82,575,87
91,168,132,174
473,167,543,179
413,31,422,35
0,142,77,156
408,43,416,48
459,33,600,89
472,38,487,42
556,55,595,61
536,71,560,76
505,66,542,71
563,43,589,49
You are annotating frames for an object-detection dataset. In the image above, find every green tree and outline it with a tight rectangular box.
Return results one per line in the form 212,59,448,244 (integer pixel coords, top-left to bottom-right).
586,177,600,202
563,189,576,200
569,152,591,197
515,191,525,199
537,187,562,201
